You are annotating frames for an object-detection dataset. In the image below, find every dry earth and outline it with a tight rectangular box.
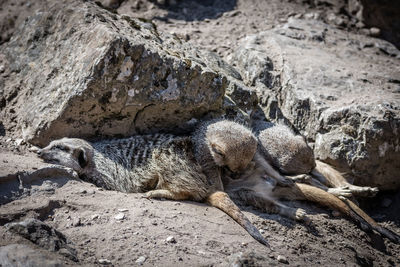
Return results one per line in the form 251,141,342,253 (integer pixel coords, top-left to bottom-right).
1,0,400,266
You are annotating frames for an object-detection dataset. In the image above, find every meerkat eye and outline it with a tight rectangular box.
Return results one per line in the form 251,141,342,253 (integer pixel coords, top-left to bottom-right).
211,144,225,158
54,145,70,152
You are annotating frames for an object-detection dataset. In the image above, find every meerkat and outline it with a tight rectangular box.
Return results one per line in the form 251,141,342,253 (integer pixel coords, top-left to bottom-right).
38,120,269,246
253,120,378,198
224,159,400,244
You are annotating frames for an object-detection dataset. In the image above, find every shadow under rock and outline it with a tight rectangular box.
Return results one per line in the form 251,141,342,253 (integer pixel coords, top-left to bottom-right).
152,0,237,22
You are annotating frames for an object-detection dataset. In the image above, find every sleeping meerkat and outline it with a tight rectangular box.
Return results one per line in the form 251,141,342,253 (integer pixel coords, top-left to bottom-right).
38,120,270,246
222,120,399,244
224,159,400,244
253,120,378,198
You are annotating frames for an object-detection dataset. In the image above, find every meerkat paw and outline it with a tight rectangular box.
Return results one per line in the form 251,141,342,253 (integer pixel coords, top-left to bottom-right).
288,174,312,184
276,176,294,187
279,206,308,222
144,189,188,200
294,208,309,221
348,185,379,197
327,187,353,198
144,189,174,200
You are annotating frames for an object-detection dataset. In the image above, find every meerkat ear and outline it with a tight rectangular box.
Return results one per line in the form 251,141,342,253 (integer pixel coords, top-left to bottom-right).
211,143,225,158
77,148,88,168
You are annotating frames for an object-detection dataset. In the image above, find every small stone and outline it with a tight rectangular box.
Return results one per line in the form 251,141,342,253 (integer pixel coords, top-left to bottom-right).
72,217,81,227
79,189,87,194
381,198,392,208
277,255,289,264
118,208,128,212
369,27,381,37
135,256,146,265
29,146,40,152
294,13,302,19
332,210,341,217
166,236,176,243
14,138,24,146
356,21,365,29
91,214,99,220
260,229,265,234
98,258,112,265
114,213,125,220
0,65,5,73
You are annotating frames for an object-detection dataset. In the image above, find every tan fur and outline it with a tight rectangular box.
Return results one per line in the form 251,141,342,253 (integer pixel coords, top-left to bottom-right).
312,160,378,197
254,120,378,198
225,160,400,243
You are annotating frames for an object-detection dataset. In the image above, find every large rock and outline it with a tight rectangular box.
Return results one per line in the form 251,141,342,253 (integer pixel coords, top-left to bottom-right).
5,218,77,261
229,18,400,190
0,244,64,267
0,0,225,146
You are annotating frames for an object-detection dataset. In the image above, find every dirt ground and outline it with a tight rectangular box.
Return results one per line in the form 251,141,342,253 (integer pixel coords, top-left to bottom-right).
1,0,400,266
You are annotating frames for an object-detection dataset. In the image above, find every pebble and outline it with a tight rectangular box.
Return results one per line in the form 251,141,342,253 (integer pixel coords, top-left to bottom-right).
118,208,128,212
370,27,381,37
72,217,81,227
381,198,392,208
331,210,341,217
79,189,87,194
91,214,99,220
98,258,112,265
114,213,125,220
260,229,265,234
14,138,24,146
0,65,5,73
29,146,40,152
135,256,146,265
166,236,176,243
277,255,289,264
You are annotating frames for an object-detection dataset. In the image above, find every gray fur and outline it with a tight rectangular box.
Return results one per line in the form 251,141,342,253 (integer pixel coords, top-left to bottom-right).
253,121,315,175
38,134,210,201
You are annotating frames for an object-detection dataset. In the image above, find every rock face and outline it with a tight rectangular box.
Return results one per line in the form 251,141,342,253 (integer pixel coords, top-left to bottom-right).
6,218,77,261
0,244,64,267
0,0,225,146
230,18,400,190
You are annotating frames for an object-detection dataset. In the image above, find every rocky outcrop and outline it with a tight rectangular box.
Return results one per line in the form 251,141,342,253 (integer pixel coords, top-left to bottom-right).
0,0,226,146
0,244,65,267
5,218,77,261
229,18,400,190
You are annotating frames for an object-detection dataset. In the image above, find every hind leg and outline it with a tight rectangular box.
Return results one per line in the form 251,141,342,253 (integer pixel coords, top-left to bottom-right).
313,161,378,198
274,202,308,222
231,189,309,222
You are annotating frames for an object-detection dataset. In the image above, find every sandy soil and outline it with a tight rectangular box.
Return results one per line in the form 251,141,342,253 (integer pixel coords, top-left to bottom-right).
1,0,400,266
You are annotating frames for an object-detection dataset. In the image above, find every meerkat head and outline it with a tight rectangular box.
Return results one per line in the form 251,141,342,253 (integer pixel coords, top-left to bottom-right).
206,120,257,173
37,138,94,174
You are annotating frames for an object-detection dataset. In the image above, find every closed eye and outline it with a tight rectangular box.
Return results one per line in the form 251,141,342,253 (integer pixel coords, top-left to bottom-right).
54,145,70,152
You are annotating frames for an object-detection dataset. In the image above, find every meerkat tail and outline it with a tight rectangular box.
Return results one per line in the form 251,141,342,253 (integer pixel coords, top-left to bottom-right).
340,197,400,244
293,184,372,232
206,191,270,247
295,183,400,243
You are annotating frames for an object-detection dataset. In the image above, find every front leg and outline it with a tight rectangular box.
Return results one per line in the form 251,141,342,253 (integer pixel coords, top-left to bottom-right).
254,152,293,187
144,189,189,200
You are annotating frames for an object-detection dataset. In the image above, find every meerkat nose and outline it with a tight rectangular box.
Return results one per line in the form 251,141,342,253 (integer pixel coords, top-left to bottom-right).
37,149,43,156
